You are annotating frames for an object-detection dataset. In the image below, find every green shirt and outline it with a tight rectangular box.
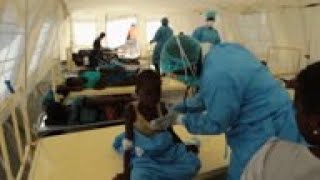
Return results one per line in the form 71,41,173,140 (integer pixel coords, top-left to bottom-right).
80,71,101,88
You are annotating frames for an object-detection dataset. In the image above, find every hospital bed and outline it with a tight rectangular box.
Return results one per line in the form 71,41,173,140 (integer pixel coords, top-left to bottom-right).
66,77,186,99
29,125,229,180
32,75,228,179
72,40,142,68
39,77,186,134
35,112,124,137
28,84,296,180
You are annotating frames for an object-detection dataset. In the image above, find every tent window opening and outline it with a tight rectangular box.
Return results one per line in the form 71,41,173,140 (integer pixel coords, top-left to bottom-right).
237,13,272,60
146,20,161,42
28,22,51,74
106,17,137,49
73,21,96,47
0,23,24,100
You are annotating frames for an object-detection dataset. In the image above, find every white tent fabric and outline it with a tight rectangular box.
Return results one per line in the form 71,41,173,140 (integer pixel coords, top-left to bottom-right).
304,6,320,63
0,0,68,179
0,0,68,120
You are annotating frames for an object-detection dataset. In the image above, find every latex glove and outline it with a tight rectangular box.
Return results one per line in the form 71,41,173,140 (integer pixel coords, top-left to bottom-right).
150,111,184,131
122,138,133,151
135,147,144,157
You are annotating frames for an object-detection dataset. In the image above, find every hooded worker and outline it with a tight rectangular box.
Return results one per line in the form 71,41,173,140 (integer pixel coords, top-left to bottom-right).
192,10,221,46
151,35,302,180
150,17,173,73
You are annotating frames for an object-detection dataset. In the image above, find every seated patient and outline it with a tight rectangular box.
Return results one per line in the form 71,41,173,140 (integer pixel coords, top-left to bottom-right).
242,62,320,180
113,70,200,180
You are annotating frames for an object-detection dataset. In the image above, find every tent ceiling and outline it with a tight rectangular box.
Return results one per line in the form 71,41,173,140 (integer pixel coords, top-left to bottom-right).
64,0,320,15
64,0,233,14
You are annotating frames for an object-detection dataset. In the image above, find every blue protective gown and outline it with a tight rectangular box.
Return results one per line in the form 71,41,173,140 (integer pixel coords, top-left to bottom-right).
178,43,301,180
152,26,173,65
192,26,221,45
113,130,200,180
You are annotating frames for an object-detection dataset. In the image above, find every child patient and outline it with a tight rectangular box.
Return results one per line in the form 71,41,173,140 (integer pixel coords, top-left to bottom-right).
113,70,200,180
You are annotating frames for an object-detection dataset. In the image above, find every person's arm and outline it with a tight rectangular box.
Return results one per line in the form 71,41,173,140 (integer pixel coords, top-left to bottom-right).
93,38,101,50
113,132,126,153
150,29,161,43
159,102,182,144
192,28,200,41
182,74,241,135
174,93,206,113
56,85,83,97
113,104,135,153
214,29,221,44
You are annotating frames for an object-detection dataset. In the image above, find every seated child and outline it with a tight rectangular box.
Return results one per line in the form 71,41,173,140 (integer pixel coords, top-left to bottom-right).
113,70,200,180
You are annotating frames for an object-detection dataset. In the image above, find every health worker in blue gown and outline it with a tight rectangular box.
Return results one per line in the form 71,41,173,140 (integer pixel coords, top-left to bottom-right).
150,17,173,74
192,10,221,46
151,35,302,180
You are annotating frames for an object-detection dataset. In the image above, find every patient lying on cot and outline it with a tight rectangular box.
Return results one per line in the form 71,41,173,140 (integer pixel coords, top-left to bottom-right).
113,70,200,180
56,68,137,95
42,91,104,125
42,90,132,125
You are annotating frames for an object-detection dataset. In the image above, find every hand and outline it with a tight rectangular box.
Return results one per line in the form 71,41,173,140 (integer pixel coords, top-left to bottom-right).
150,111,184,130
122,138,133,151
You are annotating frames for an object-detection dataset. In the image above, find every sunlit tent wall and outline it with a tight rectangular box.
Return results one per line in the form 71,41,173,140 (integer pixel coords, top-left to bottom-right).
69,1,320,76
70,11,205,56
0,0,68,179
0,0,69,118
221,4,320,76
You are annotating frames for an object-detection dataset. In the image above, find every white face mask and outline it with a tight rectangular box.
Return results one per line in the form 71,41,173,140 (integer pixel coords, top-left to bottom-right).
206,21,214,27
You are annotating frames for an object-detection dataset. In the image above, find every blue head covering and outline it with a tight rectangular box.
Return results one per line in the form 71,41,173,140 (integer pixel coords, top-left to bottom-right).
160,35,202,86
